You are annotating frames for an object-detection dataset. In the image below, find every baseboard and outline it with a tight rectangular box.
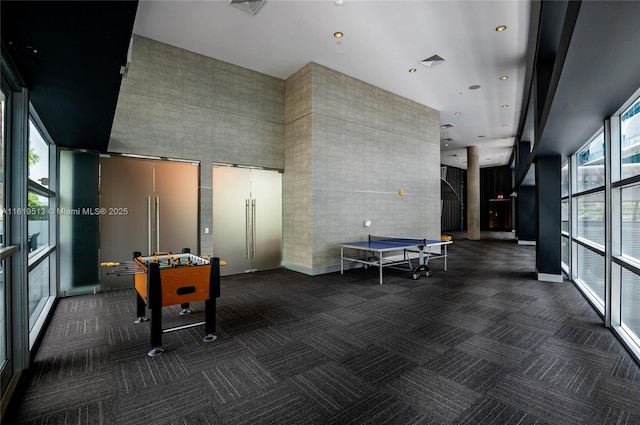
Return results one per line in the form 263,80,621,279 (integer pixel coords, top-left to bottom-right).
0,370,22,420
517,239,536,246
282,261,356,276
537,272,564,283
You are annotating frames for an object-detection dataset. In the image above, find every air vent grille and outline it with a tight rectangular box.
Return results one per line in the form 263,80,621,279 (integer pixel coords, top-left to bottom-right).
228,0,265,15
420,54,445,68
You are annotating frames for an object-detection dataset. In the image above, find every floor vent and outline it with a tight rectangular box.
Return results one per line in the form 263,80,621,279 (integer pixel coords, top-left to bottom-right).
228,0,266,15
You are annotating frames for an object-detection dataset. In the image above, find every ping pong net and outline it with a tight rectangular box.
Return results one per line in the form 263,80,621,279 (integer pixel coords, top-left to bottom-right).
368,235,429,246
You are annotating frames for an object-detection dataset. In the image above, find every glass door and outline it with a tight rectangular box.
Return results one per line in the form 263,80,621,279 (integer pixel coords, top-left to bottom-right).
250,169,282,272
212,166,252,275
212,166,282,276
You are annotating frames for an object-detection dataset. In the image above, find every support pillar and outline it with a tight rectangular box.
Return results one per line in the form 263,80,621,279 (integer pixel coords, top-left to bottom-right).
535,155,562,282
467,145,480,240
516,141,536,244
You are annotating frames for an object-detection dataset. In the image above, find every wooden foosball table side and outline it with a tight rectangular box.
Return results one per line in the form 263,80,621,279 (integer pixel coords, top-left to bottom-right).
133,253,221,356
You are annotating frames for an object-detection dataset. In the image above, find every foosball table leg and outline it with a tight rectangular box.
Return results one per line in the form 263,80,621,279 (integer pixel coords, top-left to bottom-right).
203,258,220,343
148,262,164,356
135,291,148,323
179,302,191,316
203,297,217,343
148,347,164,357
203,334,217,342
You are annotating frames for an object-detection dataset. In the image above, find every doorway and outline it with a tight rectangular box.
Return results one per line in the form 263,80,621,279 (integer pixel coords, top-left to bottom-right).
488,198,512,230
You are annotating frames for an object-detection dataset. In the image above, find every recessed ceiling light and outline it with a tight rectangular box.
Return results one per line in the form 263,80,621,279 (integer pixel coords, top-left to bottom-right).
444,144,449,147
502,124,509,127
500,75,509,80
478,135,485,138
335,0,344,5
501,104,509,108
454,112,462,116
443,132,449,135
409,68,417,73
334,32,344,38
496,25,507,32
469,84,481,90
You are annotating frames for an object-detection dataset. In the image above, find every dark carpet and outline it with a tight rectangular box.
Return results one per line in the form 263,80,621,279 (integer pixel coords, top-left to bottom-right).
7,231,640,424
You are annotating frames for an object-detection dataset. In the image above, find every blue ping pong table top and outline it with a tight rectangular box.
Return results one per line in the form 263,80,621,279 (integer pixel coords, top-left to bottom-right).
338,237,447,252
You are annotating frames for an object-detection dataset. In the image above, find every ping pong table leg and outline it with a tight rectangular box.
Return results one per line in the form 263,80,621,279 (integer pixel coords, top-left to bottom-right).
340,247,344,275
410,247,432,279
379,251,383,284
444,244,448,271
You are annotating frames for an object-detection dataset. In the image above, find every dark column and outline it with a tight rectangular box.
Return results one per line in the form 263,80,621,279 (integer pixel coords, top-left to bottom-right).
535,155,562,282
517,186,536,243
516,141,536,244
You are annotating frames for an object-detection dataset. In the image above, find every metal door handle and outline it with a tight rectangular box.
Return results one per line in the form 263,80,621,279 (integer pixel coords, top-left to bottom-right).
147,196,152,255
245,199,250,259
252,199,256,259
155,196,160,253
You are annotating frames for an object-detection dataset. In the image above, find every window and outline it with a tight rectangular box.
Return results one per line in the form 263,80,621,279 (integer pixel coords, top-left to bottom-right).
576,245,604,309
561,199,569,233
27,191,49,253
576,133,605,193
561,162,569,198
567,88,640,364
28,257,49,330
621,267,640,343
621,184,640,261
26,114,55,347
576,191,605,247
28,120,49,188
621,96,640,180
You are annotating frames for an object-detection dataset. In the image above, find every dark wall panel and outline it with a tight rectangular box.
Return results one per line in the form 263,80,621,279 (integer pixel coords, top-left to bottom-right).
441,166,464,232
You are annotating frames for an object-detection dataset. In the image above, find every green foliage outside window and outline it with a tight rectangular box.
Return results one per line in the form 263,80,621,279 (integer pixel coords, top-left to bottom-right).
27,148,47,220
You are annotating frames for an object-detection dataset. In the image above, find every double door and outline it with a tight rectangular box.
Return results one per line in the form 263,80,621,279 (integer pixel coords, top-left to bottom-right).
212,166,282,276
100,156,199,288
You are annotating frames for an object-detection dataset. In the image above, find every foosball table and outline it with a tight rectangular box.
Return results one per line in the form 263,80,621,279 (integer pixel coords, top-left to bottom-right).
103,251,221,356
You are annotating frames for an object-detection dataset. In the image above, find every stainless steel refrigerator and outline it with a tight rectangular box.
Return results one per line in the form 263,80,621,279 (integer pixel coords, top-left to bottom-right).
99,155,199,289
212,166,282,276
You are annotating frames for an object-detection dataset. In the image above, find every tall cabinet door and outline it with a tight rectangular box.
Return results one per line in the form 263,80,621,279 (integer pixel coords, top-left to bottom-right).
212,166,252,275
212,166,282,276
100,156,199,289
154,160,198,254
251,169,282,272
99,156,154,289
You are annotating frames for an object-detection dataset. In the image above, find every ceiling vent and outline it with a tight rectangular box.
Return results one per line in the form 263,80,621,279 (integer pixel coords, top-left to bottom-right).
228,0,266,15
420,54,445,68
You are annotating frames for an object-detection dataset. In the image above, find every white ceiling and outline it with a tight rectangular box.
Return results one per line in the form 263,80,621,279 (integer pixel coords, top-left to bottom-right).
133,0,532,169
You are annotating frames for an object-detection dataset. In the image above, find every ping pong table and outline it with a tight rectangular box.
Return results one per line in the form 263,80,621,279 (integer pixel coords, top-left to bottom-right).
337,235,452,284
